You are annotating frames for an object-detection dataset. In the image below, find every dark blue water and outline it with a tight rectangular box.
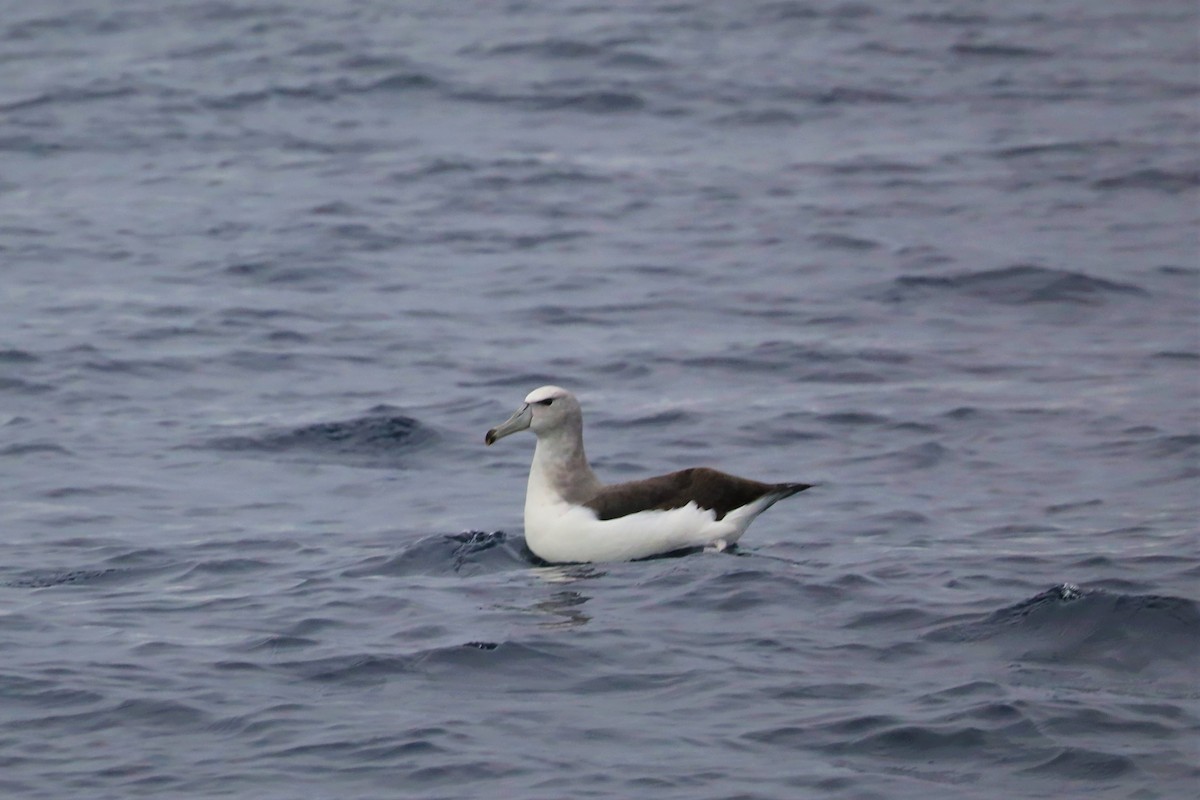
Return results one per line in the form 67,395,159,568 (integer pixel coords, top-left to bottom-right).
2,1,1198,797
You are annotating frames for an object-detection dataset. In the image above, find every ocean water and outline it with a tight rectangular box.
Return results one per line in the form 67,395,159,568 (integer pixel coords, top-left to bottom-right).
1,0,1198,798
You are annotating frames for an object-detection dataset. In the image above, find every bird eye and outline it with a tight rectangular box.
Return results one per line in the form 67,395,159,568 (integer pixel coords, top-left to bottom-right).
537,399,554,406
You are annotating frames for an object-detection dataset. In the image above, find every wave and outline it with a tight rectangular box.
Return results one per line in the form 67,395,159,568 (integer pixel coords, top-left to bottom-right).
0,348,39,363
199,72,437,110
0,377,55,395
928,584,1200,672
880,265,1148,306
342,531,534,578
950,41,1052,59
205,406,435,468
481,39,610,59
2,567,124,589
1091,167,1200,193
454,88,646,114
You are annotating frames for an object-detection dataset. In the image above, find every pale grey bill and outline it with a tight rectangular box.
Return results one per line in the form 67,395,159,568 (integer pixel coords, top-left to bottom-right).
485,404,532,446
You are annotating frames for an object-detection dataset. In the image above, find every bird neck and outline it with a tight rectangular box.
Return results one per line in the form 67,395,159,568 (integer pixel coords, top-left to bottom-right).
529,424,601,504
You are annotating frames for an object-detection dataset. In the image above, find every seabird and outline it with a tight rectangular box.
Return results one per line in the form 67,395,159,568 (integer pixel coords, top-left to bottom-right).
485,385,812,563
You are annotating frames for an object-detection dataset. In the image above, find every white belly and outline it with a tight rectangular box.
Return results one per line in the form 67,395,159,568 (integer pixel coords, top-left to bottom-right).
523,493,759,563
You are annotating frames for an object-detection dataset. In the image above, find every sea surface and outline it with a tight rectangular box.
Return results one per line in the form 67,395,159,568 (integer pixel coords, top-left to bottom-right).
2,1,1198,798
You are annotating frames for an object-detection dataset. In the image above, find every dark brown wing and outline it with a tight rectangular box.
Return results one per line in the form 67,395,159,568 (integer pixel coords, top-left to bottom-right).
582,467,811,521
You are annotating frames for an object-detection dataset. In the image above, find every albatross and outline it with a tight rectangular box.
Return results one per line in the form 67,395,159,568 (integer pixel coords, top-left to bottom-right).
485,385,812,563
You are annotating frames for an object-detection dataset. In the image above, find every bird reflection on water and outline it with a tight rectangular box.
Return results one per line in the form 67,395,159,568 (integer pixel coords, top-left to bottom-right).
523,564,605,628
528,589,591,629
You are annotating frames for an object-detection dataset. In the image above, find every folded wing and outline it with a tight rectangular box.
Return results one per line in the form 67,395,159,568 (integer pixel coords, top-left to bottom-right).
583,467,811,521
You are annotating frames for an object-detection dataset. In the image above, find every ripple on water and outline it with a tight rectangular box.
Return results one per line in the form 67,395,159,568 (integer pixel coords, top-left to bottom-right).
927,585,1200,672
204,406,435,468
342,531,532,578
878,265,1149,307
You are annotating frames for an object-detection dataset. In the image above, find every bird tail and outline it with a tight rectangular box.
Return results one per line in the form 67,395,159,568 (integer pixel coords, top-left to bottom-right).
722,481,814,537
772,482,813,500
746,482,812,516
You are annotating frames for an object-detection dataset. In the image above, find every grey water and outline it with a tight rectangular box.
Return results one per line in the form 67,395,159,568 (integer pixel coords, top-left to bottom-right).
2,0,1198,798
